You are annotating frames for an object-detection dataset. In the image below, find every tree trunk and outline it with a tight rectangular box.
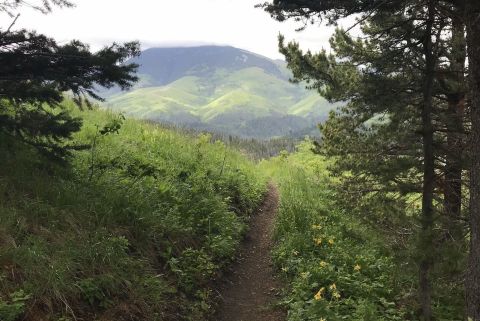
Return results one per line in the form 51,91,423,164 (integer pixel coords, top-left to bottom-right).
444,8,465,242
466,0,480,319
444,95,463,232
419,2,436,320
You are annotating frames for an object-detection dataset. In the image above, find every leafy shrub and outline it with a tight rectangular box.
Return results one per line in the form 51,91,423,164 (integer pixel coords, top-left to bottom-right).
168,249,216,293
0,290,30,321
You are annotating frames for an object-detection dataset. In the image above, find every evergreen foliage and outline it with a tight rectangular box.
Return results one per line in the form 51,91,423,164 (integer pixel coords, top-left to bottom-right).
260,0,471,319
0,2,139,159
465,0,480,318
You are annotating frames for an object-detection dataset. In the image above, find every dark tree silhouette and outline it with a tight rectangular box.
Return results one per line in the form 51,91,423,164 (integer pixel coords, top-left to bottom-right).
0,1,139,159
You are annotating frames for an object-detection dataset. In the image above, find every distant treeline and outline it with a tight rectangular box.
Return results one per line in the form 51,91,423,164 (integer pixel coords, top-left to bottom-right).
142,119,314,160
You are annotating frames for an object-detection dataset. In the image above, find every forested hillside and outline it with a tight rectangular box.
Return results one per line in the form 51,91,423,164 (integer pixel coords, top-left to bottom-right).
103,46,335,138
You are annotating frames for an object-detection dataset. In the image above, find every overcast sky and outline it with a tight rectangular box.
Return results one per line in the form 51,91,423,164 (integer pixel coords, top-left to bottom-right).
11,0,354,60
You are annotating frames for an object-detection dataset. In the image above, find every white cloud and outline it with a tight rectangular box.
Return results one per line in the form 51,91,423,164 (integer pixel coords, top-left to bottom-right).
9,0,355,59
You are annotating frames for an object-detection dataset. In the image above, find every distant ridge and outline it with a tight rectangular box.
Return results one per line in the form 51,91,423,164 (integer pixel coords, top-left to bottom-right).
104,45,337,138
130,46,285,85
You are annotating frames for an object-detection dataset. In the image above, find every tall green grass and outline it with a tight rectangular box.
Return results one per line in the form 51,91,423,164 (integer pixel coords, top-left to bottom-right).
0,105,266,321
260,141,406,321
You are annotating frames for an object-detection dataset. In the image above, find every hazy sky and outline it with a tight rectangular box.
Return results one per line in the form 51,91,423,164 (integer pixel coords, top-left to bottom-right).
12,0,354,60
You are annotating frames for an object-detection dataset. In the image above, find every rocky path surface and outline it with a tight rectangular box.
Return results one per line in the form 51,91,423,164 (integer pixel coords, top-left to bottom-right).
215,184,286,321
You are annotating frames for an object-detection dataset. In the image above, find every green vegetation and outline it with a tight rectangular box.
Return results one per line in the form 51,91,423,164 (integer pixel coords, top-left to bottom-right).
0,105,266,321
105,50,334,138
5,0,480,319
261,142,410,320
260,139,466,320
259,0,480,318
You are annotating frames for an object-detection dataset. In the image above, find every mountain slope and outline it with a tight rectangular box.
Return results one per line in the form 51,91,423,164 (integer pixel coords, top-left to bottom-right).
130,46,285,86
104,46,336,138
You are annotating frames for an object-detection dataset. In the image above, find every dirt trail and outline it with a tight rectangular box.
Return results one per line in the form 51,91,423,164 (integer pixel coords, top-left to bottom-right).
215,184,286,321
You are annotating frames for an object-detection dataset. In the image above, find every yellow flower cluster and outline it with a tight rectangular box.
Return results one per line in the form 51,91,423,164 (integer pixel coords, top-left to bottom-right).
314,287,325,301
354,263,361,271
329,283,341,299
314,283,341,301
328,238,335,245
320,261,327,268
313,237,323,245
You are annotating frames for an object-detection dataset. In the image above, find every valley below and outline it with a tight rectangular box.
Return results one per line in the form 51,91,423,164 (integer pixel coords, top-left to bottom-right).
102,46,335,138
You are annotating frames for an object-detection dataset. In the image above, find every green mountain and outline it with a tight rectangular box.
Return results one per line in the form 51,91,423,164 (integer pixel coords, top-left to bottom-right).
104,46,335,138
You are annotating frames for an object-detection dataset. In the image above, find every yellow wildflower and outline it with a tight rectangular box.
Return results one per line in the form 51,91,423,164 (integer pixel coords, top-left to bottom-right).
332,291,341,299
329,283,337,290
354,264,361,271
320,261,327,268
328,239,335,245
314,237,323,245
314,287,325,301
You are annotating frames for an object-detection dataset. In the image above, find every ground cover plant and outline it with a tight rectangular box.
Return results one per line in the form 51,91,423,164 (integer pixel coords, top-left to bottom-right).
261,141,413,321
0,104,266,321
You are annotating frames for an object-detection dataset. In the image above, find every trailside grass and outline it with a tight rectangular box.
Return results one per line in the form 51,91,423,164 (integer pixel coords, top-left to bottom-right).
0,105,266,321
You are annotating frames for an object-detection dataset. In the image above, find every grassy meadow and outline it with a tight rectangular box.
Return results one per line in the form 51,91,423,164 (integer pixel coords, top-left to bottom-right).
260,141,407,321
0,105,464,321
0,105,266,321
260,140,464,320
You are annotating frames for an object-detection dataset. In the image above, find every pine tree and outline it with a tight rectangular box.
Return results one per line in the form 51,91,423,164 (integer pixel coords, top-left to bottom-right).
0,0,139,160
465,0,480,318
1,0,73,16
260,1,468,318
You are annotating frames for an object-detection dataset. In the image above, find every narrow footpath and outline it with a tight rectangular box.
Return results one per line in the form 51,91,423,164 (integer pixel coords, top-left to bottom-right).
215,184,286,321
